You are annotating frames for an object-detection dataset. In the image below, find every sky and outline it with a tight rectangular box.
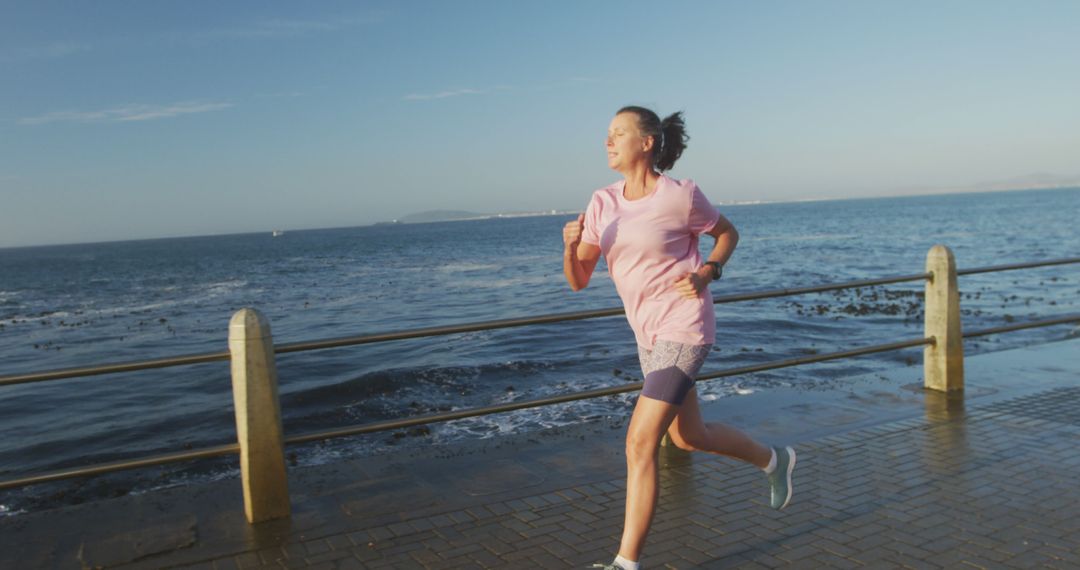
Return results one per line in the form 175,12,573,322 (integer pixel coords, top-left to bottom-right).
2,1,1079,247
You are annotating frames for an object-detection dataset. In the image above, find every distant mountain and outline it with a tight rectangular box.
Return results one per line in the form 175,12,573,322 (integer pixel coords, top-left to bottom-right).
398,210,486,223
381,208,579,225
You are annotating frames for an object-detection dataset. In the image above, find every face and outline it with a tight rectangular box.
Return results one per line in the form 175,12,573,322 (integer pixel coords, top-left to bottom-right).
606,112,654,171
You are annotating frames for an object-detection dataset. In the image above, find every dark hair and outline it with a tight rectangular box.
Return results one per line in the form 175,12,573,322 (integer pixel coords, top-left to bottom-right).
616,106,688,172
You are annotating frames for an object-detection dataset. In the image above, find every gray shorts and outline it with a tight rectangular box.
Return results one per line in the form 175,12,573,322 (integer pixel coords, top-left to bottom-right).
637,340,712,405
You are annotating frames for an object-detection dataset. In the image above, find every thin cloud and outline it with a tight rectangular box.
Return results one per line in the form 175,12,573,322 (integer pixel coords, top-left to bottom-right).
0,42,90,64
403,89,484,101
256,91,308,99
191,14,383,42
18,101,233,125
210,18,341,39
255,85,327,98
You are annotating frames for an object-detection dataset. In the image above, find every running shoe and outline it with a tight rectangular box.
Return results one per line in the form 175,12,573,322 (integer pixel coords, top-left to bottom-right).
589,564,628,569
768,446,796,510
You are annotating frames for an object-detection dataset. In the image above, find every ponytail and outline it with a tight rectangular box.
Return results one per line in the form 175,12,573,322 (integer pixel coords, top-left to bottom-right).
656,112,688,172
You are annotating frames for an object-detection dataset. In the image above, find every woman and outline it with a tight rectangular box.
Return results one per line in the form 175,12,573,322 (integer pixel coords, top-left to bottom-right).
563,106,796,570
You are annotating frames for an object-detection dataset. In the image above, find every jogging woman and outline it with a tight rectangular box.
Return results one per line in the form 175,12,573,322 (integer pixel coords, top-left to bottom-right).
563,106,796,570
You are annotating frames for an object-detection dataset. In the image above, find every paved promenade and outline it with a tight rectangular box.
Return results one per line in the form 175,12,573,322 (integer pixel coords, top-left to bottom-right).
4,338,1079,569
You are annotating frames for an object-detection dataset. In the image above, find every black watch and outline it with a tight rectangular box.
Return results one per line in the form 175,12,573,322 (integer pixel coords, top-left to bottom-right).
704,261,723,281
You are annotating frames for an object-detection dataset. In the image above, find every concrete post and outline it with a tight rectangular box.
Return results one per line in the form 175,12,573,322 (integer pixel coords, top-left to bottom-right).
924,245,964,392
228,308,290,523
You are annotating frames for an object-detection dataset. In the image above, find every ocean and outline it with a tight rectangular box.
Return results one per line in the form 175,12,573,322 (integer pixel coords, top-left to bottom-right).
1,187,1077,514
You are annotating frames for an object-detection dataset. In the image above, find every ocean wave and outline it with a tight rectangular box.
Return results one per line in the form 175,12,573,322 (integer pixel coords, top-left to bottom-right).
2,310,75,323
84,280,251,315
127,465,241,496
290,359,557,402
0,504,26,518
447,275,551,289
429,405,591,440
436,262,502,273
205,280,248,295
746,234,859,242
94,300,182,316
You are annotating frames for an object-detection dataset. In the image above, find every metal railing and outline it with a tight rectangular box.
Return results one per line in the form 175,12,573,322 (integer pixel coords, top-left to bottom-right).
0,271,937,388
1,248,1078,523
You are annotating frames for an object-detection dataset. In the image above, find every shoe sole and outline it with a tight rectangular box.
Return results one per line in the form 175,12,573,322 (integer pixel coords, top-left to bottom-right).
778,446,796,510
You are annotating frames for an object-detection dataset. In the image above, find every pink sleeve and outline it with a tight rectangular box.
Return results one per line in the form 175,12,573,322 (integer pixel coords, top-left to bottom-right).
688,185,720,234
581,194,601,245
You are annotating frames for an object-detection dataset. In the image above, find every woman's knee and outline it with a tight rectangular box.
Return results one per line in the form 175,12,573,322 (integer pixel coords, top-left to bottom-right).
625,429,661,463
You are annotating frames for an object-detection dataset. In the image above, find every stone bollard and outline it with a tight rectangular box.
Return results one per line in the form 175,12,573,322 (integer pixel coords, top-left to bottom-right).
229,308,291,523
924,245,964,392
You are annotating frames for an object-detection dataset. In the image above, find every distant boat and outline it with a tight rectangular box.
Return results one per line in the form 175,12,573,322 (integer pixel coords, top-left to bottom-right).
272,229,285,237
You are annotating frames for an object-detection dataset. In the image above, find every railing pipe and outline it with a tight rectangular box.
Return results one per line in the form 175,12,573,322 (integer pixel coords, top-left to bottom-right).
9,255,1080,387
957,257,1080,276
963,313,1080,338
0,274,935,388
0,352,230,388
1,311,1076,493
274,273,935,354
0,336,934,489
0,443,239,491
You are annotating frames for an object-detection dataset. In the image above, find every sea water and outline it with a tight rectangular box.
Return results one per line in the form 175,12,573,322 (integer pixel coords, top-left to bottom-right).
0,187,1077,513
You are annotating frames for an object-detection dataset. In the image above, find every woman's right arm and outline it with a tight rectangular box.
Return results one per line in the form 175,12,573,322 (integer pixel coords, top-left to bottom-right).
563,214,601,291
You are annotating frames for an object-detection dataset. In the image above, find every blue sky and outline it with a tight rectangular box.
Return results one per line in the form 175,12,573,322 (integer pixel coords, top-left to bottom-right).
2,1,1078,247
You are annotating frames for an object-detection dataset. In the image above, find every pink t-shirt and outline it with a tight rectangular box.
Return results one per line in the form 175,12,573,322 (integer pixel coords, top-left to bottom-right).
581,175,721,350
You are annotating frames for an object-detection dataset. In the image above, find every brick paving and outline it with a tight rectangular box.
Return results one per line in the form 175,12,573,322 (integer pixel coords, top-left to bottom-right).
172,386,1080,569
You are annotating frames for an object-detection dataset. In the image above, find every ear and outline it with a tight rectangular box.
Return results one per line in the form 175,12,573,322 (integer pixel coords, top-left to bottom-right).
643,135,655,153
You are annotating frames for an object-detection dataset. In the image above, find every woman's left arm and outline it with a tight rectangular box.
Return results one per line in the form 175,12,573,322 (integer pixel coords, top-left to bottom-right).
673,213,739,299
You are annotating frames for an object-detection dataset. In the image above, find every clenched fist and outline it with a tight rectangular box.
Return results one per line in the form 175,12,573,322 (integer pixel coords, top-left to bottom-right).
563,214,585,251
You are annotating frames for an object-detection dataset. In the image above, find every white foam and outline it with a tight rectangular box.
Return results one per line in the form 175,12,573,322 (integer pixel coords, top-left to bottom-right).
128,466,241,496
932,232,975,239
89,280,250,315
448,330,492,342
436,262,502,273
0,504,25,517
205,280,248,295
747,234,859,243
96,300,180,315
4,310,74,323
448,276,549,289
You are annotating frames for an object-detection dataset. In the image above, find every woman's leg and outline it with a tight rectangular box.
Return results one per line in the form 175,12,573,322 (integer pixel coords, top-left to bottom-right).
669,387,797,511
618,393,681,562
667,387,772,467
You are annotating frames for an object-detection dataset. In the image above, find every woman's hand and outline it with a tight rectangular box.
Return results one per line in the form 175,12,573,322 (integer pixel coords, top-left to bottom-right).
563,213,600,291
673,267,712,299
563,214,584,252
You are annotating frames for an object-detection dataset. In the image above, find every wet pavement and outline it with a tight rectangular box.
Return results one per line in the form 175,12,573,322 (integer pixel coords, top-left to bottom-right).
2,337,1079,569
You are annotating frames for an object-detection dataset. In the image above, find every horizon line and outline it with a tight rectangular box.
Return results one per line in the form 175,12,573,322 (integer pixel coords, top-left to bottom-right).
1,184,1076,250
